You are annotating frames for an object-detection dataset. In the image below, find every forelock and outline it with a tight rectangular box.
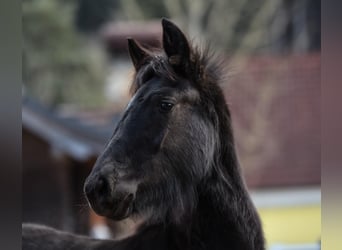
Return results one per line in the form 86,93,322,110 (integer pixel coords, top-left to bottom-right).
130,43,226,95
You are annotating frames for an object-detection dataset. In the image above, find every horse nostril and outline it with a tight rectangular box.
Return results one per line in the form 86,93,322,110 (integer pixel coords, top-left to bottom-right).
96,176,111,196
97,177,105,192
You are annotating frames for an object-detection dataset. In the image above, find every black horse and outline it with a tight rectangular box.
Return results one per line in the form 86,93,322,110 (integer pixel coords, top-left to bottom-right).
22,18,265,250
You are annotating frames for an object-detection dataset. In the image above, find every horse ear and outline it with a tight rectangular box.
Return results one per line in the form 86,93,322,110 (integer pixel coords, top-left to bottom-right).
161,18,190,70
127,38,149,70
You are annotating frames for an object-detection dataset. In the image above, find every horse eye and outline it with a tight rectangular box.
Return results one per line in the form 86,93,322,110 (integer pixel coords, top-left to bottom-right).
159,101,174,113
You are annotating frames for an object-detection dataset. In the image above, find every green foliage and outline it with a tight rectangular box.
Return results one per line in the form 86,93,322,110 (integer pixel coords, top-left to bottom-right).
23,0,107,108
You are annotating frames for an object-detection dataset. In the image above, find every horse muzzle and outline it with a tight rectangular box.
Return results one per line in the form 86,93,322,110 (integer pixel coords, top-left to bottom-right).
84,171,137,220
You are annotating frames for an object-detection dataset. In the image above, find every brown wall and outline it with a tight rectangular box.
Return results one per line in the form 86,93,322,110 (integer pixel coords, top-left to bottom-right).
22,128,69,229
22,128,93,233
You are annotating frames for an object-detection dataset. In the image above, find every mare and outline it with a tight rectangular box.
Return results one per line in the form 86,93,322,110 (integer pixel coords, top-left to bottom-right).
22,18,265,250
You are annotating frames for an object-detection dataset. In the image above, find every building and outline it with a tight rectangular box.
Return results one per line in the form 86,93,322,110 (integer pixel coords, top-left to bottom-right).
227,53,320,249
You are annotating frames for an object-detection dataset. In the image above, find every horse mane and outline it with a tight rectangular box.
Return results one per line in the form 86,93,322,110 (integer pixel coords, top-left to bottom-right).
129,43,224,90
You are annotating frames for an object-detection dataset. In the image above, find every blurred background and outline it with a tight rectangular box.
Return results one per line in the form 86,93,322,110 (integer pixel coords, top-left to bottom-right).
22,0,321,249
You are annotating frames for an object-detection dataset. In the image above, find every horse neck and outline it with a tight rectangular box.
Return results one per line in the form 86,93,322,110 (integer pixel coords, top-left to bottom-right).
189,119,265,250
191,169,264,250
130,155,264,250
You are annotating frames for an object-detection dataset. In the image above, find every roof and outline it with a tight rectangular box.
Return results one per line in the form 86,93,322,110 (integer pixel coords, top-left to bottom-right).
100,21,161,54
22,96,119,161
226,53,320,188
